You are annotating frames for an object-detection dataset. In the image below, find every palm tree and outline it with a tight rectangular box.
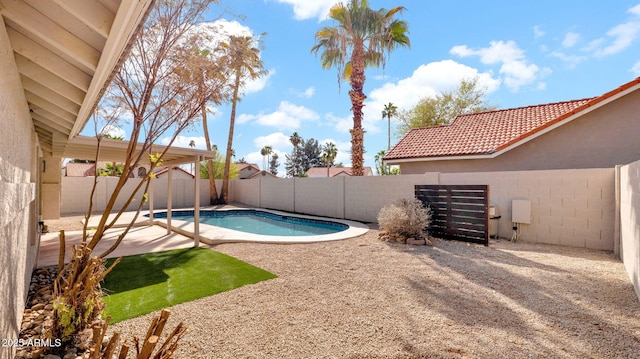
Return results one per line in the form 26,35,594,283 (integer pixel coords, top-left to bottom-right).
322,142,338,177
289,132,302,148
189,139,196,174
187,45,228,205
311,0,409,176
219,35,268,203
260,145,272,170
382,102,397,150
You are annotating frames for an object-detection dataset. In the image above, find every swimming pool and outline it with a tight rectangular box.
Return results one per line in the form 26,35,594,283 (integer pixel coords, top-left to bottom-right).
151,209,348,236
148,208,369,244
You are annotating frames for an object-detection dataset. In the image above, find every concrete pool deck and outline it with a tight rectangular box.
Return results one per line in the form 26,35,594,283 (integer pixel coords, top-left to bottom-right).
37,206,369,267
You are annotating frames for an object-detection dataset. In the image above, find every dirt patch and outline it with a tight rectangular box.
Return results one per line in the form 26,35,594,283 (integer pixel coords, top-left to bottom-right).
106,228,640,358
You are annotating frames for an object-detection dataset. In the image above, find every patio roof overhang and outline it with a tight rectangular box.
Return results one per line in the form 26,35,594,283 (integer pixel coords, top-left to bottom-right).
63,135,217,167
0,0,155,157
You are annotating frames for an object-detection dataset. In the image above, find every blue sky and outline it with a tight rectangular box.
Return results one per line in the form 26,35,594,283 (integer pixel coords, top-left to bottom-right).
92,0,640,175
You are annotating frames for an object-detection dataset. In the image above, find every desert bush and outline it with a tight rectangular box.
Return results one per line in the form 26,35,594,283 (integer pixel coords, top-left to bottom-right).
377,198,431,243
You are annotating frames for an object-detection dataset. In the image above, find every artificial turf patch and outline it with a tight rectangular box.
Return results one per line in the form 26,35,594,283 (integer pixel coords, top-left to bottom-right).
102,247,276,323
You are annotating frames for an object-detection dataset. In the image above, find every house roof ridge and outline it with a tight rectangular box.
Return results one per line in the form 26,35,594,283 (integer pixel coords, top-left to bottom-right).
456,97,597,118
384,76,640,162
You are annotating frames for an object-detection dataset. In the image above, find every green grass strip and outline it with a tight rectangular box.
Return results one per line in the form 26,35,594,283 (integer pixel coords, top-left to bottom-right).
102,247,276,323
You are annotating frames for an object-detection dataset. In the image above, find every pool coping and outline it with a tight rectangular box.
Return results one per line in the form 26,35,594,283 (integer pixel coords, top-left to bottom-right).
149,207,370,244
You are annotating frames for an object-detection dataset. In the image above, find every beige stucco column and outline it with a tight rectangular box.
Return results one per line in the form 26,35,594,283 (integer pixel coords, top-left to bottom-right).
166,167,172,235
193,156,200,247
148,175,154,225
41,154,61,220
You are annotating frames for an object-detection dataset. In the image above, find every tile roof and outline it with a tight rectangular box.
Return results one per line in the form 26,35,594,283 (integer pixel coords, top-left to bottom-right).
154,166,195,178
306,167,373,177
245,170,278,179
384,99,593,160
384,77,640,161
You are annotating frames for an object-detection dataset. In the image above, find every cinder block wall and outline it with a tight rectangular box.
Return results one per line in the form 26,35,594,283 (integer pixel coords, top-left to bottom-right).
294,177,345,218
439,168,615,250
343,174,438,222
60,168,617,251
619,160,640,300
260,177,294,212
61,177,221,215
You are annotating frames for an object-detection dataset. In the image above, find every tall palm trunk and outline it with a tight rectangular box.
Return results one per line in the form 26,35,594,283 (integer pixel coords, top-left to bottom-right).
220,72,241,203
201,105,219,205
349,41,366,176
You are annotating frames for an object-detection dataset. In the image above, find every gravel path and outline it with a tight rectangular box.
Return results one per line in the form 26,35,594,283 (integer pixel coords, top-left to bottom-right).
104,228,640,358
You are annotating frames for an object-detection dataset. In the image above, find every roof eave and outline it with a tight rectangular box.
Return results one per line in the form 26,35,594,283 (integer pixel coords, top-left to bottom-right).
69,0,154,140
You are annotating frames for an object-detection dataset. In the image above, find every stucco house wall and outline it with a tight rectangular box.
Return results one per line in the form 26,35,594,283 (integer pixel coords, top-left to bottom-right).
398,89,640,174
0,16,39,357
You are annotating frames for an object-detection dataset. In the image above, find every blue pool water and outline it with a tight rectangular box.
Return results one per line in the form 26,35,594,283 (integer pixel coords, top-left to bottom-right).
150,210,348,236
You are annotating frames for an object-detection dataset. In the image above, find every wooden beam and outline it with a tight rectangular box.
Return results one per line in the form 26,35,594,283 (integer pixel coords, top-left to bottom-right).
8,29,92,91
25,92,76,124
21,78,81,115
2,0,100,72
16,55,85,105
52,0,114,38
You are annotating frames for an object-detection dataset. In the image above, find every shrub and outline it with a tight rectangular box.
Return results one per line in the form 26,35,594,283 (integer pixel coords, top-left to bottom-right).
377,198,431,243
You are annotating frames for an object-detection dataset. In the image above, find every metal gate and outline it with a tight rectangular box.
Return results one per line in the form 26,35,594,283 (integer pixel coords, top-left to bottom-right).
415,185,490,246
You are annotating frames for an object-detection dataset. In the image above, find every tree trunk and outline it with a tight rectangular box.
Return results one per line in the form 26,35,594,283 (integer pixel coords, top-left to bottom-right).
201,106,219,205
348,41,366,176
220,73,241,204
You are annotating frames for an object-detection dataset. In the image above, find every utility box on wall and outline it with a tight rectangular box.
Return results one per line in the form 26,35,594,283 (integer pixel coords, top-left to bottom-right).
512,200,531,224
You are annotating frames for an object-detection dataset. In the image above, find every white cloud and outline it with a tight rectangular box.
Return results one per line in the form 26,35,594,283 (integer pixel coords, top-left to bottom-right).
243,69,274,94
562,32,580,48
290,86,316,98
450,40,548,91
549,51,587,68
585,4,640,57
253,132,292,150
99,125,126,139
631,59,640,75
302,87,315,98
240,101,320,130
275,0,339,21
327,112,353,133
360,60,500,133
159,135,207,149
594,21,640,56
325,60,500,135
533,25,545,38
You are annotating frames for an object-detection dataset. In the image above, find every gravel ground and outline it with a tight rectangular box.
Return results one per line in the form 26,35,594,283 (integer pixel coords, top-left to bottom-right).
97,226,640,358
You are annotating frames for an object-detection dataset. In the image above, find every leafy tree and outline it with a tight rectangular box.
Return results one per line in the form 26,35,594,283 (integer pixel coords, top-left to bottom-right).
284,136,323,177
199,153,239,179
269,153,280,176
382,102,397,150
219,35,268,204
97,162,124,177
311,0,409,176
303,138,323,170
321,142,338,177
50,0,219,348
396,77,497,136
285,146,305,177
237,157,247,163
375,149,400,175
